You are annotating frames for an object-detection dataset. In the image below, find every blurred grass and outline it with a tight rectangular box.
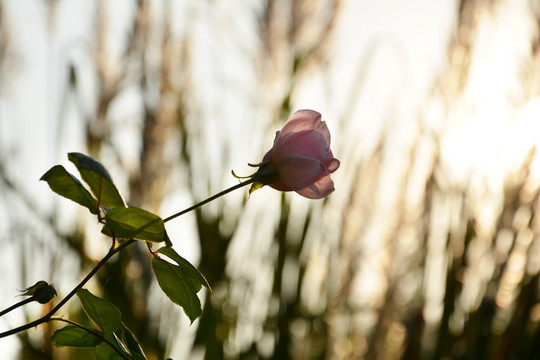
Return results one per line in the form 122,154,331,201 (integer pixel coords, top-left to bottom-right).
2,0,540,359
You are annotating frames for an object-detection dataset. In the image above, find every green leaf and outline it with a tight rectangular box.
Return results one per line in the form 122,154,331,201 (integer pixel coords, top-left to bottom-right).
40,165,99,214
95,333,130,360
249,181,265,195
121,323,146,360
77,289,121,334
104,207,168,242
158,247,210,290
68,152,125,209
152,247,210,323
52,326,103,347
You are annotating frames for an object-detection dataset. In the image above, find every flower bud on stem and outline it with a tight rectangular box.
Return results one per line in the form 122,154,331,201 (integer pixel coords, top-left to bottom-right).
0,177,258,338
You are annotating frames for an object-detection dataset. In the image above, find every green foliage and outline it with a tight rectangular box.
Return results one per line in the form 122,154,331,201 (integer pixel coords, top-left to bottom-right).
51,289,146,359
40,165,99,214
95,333,131,360
152,247,210,323
40,153,124,214
121,323,147,360
77,289,121,333
39,153,211,356
103,207,169,243
68,152,126,209
52,326,104,347
249,181,264,195
42,153,170,244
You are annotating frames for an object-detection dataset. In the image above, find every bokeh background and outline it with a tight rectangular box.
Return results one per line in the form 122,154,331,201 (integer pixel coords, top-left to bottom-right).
2,0,540,359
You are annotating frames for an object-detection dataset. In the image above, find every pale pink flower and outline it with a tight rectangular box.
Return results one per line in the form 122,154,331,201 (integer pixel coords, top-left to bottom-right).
260,110,340,199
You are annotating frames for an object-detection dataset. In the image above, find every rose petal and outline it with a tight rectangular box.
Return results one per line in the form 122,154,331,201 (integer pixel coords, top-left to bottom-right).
267,178,291,192
262,131,281,162
296,174,335,199
280,110,331,147
281,110,321,133
325,158,340,173
275,156,327,191
273,130,330,164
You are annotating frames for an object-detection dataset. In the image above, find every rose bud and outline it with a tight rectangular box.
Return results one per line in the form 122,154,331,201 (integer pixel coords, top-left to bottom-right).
250,110,340,199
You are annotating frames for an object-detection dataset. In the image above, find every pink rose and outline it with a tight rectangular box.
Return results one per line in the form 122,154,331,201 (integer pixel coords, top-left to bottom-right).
257,110,340,199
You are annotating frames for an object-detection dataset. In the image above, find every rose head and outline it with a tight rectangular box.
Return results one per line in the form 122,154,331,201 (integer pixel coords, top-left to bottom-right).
253,110,340,199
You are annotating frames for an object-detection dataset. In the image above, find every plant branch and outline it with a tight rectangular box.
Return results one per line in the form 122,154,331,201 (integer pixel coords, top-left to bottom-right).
163,178,254,223
0,239,136,338
51,318,130,360
0,178,254,339
0,297,35,318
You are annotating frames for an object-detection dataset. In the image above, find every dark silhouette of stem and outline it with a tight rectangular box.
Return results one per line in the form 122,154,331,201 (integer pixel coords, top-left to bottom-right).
163,179,254,223
0,239,135,338
0,297,35,318
0,178,254,339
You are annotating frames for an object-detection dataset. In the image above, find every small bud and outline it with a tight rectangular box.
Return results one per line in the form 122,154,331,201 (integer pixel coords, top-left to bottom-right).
19,281,57,304
34,284,58,304
19,281,49,296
